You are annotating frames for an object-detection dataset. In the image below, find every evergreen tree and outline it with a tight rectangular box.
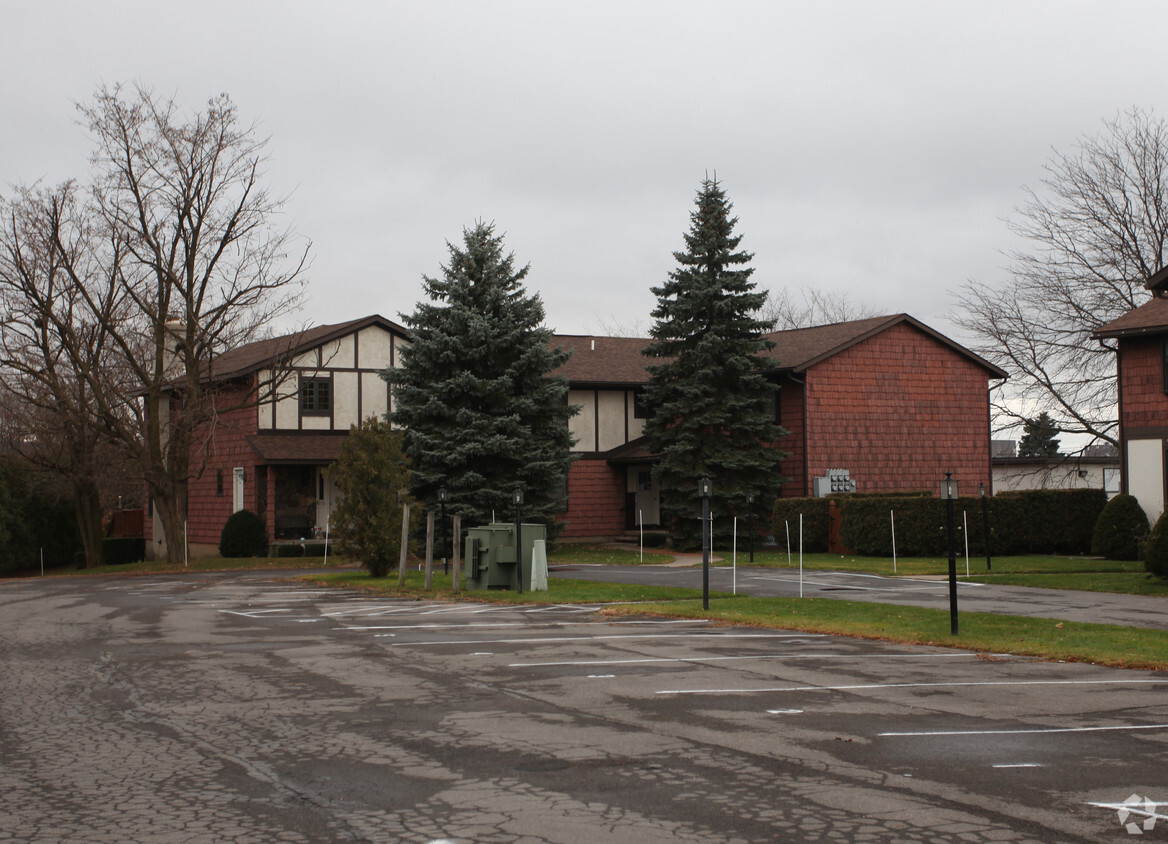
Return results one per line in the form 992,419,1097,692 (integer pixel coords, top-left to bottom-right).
1018,411,1061,457
644,178,789,548
386,222,576,534
326,418,414,577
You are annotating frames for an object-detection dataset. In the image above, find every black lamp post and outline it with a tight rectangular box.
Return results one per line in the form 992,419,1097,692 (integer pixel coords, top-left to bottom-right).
979,481,991,572
943,471,958,635
514,484,524,595
700,475,711,610
746,492,755,563
438,487,448,576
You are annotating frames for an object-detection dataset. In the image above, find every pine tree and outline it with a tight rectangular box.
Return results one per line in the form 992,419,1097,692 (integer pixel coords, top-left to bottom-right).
326,419,414,577
644,178,789,548
1018,411,1061,457
386,222,576,534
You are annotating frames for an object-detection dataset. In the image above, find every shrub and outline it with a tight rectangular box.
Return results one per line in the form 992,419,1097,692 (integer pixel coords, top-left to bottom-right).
1091,494,1149,561
642,532,668,548
219,509,268,558
772,497,831,553
1145,509,1168,578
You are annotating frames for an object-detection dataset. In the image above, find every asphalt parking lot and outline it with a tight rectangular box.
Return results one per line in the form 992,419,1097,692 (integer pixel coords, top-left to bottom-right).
2,570,1166,842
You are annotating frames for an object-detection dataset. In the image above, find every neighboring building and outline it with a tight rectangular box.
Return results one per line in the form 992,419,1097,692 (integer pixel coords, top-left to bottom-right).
147,315,409,558
1093,269,1168,520
159,311,1006,554
990,439,1120,495
553,314,1007,539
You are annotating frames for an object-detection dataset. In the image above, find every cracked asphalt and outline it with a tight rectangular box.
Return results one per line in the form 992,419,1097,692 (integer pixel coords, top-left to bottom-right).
1,570,1166,842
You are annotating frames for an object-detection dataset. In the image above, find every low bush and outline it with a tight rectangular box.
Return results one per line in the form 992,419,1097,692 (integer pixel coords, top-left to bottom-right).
1144,509,1168,578
219,510,268,558
772,498,831,552
101,537,145,565
1091,493,1149,561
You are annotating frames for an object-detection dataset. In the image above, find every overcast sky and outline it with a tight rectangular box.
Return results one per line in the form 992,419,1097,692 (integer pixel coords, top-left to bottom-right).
3,1,1168,343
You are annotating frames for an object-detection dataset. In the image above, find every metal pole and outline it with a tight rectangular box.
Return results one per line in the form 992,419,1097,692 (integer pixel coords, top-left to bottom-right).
945,472,958,635
701,477,710,611
515,486,524,595
747,494,755,563
981,482,992,571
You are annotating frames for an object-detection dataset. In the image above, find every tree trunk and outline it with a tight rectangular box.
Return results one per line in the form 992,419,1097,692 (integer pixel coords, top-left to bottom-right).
73,478,104,569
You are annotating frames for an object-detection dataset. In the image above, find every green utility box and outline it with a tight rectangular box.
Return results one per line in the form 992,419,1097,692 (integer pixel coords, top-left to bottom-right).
464,522,548,591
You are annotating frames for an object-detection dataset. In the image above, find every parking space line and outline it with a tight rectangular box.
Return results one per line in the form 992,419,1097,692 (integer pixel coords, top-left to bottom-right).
659,678,1167,695
882,723,1168,737
511,651,966,668
345,619,718,632
393,632,811,647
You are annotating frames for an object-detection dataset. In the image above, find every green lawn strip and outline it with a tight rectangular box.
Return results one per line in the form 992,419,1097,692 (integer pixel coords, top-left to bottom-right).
602,595,1168,671
705,551,1141,577
966,571,1168,596
302,570,725,604
547,544,675,566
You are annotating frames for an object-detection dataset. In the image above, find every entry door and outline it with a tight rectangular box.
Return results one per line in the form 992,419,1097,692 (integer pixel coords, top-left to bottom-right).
232,467,245,513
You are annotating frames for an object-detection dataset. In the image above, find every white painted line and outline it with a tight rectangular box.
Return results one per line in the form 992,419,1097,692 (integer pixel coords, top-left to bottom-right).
471,652,494,655
511,651,965,668
659,678,1168,696
347,619,721,633
394,632,811,647
320,604,423,617
588,674,616,678
993,763,1044,768
1086,801,1168,822
767,709,804,714
218,608,291,617
882,723,1168,737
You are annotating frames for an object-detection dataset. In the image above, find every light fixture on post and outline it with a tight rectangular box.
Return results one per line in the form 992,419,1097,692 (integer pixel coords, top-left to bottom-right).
699,475,711,610
513,484,524,595
942,471,958,635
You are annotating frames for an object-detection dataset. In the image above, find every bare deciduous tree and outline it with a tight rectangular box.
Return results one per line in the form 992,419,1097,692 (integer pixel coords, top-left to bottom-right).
953,108,1168,446
760,286,879,330
0,84,309,564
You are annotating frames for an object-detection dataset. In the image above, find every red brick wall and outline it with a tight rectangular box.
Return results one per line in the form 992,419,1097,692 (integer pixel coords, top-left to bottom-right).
1119,337,1168,429
801,323,992,494
561,459,626,538
186,385,259,546
778,374,806,496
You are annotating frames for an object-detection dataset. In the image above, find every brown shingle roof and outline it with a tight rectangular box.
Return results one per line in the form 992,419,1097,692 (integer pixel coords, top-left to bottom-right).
207,314,407,381
551,314,1006,384
246,432,349,464
1093,296,1168,339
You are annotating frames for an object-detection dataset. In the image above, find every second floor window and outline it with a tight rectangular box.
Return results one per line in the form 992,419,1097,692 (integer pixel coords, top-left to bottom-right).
300,376,331,414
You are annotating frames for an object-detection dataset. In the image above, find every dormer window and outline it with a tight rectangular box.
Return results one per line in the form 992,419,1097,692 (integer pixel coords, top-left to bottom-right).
300,376,331,414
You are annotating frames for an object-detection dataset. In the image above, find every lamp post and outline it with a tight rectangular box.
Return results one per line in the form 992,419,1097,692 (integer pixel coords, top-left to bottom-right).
746,493,755,563
514,484,524,595
438,487,448,576
979,481,991,572
942,471,958,635
700,475,711,610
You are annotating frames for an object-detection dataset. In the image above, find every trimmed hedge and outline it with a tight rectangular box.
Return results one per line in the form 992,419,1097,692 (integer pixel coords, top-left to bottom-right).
219,510,268,558
775,489,1108,557
772,498,831,552
1092,493,1149,561
1145,508,1168,578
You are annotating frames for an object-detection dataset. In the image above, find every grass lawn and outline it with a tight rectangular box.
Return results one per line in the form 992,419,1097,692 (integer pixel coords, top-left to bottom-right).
15,555,351,578
304,569,720,604
965,570,1168,595
603,595,1168,671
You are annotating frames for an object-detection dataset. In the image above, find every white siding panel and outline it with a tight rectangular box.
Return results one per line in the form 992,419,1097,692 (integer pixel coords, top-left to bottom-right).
301,415,331,431
359,326,393,369
568,389,594,452
362,371,388,421
597,391,626,452
321,336,355,369
1128,438,1164,522
274,373,299,429
333,371,359,430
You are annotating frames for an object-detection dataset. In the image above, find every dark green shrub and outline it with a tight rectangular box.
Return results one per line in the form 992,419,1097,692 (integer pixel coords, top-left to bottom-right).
642,532,668,548
302,541,330,556
219,509,268,558
1091,494,1149,561
275,542,306,557
1144,509,1168,578
102,537,145,565
772,497,831,553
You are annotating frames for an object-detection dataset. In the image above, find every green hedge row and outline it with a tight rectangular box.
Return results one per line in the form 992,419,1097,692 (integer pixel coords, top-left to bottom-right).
773,488,1108,556
102,537,145,565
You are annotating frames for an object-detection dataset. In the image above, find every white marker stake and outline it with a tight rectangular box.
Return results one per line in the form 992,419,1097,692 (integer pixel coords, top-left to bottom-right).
184,520,189,568
799,513,804,598
639,509,643,564
963,510,970,577
890,510,897,573
785,520,791,567
323,515,330,566
732,516,737,595
40,547,44,577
